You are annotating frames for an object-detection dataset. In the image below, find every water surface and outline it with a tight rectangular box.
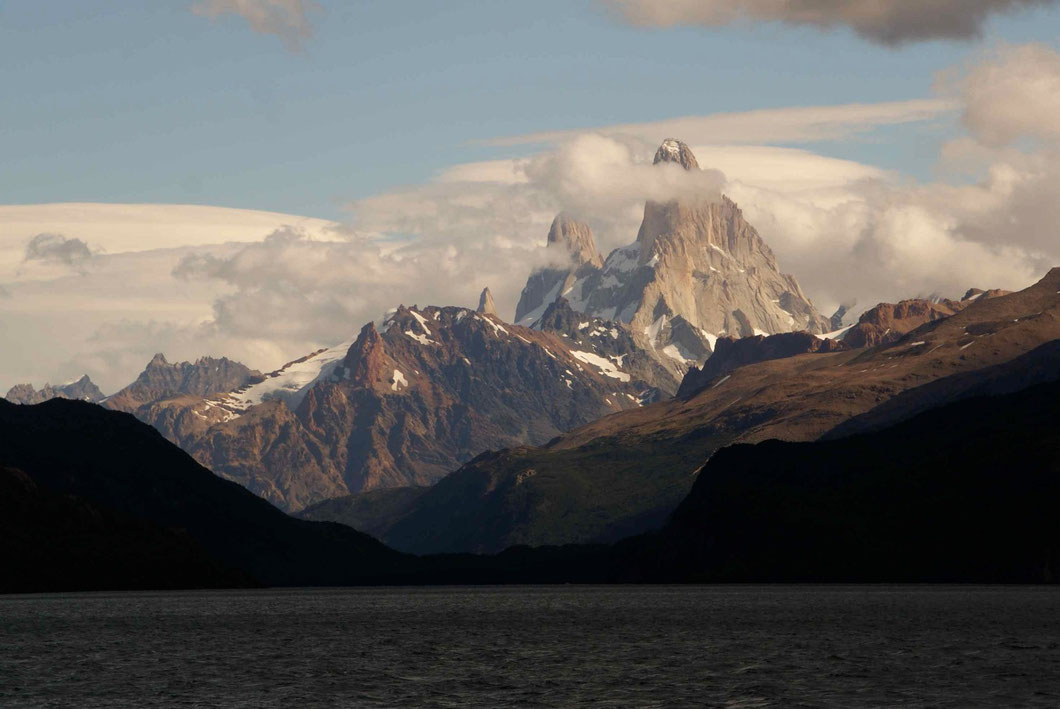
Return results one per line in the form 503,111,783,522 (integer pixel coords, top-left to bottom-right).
2,586,1058,707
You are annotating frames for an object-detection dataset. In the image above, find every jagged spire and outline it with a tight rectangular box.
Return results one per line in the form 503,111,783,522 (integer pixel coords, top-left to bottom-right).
546,213,603,268
477,287,497,316
653,138,699,170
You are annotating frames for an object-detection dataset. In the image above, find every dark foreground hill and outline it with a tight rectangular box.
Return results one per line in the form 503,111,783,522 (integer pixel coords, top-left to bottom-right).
0,399,410,592
0,465,250,593
615,375,1060,583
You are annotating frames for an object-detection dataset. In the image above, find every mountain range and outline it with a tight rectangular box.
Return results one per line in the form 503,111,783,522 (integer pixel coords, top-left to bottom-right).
305,267,1060,553
5,375,104,405
4,138,1059,589
7,140,832,515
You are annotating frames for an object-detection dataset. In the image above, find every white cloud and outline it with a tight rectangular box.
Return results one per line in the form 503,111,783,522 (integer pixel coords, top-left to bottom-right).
192,0,319,49
0,202,339,280
484,99,955,147
600,0,1059,46
952,43,1060,147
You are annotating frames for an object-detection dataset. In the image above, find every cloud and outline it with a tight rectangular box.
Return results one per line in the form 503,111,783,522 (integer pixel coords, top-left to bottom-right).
951,43,1060,147
192,0,319,49
23,233,94,270
600,0,1059,45
483,99,955,147
0,202,340,284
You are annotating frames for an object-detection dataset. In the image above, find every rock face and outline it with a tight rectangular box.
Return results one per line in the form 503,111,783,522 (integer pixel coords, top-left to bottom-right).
534,297,680,399
4,375,104,405
677,331,848,398
515,139,829,381
124,304,663,511
476,287,497,316
105,354,260,412
514,214,604,325
842,298,966,349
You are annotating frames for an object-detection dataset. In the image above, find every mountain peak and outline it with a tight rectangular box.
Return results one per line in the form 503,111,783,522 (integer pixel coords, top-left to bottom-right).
547,213,603,268
653,139,699,171
477,287,497,316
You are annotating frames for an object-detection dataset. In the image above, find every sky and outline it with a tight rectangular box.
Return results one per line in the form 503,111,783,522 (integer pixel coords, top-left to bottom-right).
2,0,1060,391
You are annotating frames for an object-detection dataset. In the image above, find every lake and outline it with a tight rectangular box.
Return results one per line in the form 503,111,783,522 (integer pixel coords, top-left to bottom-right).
2,586,1058,707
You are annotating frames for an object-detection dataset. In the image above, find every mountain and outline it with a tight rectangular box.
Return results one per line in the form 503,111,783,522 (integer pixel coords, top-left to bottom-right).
515,139,829,382
314,268,1060,554
677,331,848,398
104,354,261,412
839,289,1007,348
0,398,410,591
4,375,104,405
122,304,667,512
628,376,1060,582
514,213,604,325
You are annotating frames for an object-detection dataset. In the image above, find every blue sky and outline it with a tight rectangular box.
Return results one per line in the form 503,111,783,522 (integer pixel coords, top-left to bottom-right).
3,0,1060,219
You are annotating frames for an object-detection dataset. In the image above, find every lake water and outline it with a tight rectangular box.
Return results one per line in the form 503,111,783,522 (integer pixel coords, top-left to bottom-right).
1,586,1058,707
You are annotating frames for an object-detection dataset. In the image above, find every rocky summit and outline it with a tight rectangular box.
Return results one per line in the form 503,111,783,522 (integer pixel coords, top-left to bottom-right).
515,139,829,381
4,375,105,405
476,286,498,316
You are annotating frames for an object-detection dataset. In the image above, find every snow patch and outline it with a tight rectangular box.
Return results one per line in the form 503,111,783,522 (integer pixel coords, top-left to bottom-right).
662,343,696,363
217,339,354,414
405,330,437,346
699,329,718,350
410,310,432,331
817,324,854,341
570,350,630,382
478,314,510,336
643,314,667,347
391,369,407,391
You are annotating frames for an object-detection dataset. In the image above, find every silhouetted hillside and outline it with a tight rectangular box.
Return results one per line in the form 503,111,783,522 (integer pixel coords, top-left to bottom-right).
0,399,410,589
628,377,1060,582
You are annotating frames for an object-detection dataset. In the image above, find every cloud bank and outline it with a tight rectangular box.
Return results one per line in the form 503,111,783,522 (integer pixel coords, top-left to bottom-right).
601,0,1059,45
484,99,954,147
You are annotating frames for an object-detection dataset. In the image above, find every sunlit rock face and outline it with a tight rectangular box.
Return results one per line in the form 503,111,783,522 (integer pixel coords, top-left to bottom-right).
516,139,829,381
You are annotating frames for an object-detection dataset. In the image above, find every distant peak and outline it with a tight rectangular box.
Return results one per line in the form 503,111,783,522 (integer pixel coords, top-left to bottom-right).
546,213,603,268
148,353,168,366
477,287,497,316
653,139,699,171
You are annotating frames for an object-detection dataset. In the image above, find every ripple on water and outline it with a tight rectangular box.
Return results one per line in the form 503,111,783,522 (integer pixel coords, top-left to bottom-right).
1,586,1059,707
